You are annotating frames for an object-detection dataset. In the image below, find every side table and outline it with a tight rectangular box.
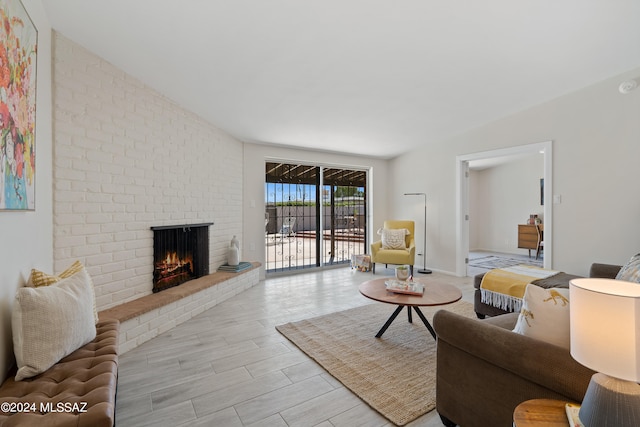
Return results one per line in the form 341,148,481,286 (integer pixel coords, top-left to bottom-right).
513,399,568,427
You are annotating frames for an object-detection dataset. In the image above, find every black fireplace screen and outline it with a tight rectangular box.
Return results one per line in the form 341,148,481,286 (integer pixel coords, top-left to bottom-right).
151,223,212,293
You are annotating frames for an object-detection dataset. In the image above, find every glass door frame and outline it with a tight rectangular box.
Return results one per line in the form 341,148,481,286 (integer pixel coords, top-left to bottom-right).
265,161,367,274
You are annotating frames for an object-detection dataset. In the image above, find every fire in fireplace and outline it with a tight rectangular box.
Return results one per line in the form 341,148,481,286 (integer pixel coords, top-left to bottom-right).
154,252,194,288
151,223,212,293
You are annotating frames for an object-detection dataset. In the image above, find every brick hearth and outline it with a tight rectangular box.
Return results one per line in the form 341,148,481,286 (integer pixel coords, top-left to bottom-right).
99,262,261,353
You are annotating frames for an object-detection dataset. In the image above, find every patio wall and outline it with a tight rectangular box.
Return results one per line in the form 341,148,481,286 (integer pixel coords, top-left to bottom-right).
265,205,365,234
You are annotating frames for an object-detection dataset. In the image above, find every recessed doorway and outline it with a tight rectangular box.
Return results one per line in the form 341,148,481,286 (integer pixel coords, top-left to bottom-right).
456,141,553,277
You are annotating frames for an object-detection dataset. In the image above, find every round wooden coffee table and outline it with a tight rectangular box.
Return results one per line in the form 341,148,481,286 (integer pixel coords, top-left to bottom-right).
359,277,462,339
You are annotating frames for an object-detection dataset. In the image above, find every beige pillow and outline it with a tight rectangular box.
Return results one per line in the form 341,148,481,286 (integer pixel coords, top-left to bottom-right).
378,228,409,249
13,269,97,381
27,261,99,324
512,284,570,349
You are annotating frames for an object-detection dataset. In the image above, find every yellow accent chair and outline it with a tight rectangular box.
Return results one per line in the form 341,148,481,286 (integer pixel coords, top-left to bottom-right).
370,220,416,275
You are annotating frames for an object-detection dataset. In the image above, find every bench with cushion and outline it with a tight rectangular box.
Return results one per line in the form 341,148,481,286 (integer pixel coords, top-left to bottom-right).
0,261,119,427
473,262,622,318
0,319,119,426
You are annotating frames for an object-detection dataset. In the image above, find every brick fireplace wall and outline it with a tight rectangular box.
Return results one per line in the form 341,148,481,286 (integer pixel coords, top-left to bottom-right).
52,32,243,310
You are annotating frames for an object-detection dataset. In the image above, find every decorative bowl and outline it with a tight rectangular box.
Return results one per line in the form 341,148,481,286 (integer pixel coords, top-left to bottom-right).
395,265,410,281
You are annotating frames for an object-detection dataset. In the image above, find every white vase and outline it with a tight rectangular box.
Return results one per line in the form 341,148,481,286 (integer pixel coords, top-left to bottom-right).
230,235,240,260
230,235,240,251
227,245,239,266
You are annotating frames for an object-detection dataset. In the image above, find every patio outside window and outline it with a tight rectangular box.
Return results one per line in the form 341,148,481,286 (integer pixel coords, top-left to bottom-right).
265,162,367,273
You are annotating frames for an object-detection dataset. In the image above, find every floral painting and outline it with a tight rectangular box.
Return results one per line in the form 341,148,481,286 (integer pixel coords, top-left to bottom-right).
0,0,36,210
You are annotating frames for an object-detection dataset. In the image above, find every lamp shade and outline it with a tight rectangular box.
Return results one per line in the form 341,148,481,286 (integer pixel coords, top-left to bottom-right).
570,278,640,382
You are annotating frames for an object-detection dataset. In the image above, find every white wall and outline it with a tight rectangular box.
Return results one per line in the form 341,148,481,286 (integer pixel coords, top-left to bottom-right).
470,154,544,254
0,0,52,380
391,67,640,276
1,7,636,383
52,33,243,310
243,143,390,279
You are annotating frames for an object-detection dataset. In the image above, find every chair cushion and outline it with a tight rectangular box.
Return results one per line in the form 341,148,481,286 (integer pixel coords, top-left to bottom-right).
378,228,409,249
375,248,412,264
512,284,570,349
615,253,640,283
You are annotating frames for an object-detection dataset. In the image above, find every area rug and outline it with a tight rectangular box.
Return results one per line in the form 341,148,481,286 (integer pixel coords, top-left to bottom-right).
275,300,476,426
469,255,542,270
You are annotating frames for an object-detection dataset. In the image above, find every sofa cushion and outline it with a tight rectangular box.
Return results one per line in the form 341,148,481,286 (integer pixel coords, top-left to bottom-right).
615,253,640,283
378,228,409,249
28,261,99,324
12,269,97,381
513,284,570,349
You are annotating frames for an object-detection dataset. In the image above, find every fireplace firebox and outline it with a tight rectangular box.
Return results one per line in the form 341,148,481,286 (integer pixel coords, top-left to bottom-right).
151,223,213,293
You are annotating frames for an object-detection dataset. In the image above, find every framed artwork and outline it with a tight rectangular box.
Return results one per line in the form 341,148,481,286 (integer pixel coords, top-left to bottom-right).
0,0,37,211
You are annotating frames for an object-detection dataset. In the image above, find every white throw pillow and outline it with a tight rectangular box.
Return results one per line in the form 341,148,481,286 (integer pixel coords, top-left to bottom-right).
12,269,97,381
378,228,409,249
512,284,570,350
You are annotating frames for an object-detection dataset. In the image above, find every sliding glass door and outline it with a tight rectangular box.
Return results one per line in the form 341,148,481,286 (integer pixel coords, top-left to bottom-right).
265,162,367,273
322,168,366,266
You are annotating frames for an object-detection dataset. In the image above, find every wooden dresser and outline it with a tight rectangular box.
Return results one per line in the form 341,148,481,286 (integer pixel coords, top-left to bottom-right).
518,224,543,257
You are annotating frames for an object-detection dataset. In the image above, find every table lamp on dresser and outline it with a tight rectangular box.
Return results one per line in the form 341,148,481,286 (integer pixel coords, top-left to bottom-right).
570,278,640,427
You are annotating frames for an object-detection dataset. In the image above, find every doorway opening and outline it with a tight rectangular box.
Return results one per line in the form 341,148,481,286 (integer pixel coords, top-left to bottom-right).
265,162,367,273
456,141,553,277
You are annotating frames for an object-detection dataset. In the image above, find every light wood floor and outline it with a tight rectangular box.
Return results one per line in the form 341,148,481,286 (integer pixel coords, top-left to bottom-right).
115,266,475,427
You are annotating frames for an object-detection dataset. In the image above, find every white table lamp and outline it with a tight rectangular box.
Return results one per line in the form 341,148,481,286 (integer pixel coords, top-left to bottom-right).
570,278,640,427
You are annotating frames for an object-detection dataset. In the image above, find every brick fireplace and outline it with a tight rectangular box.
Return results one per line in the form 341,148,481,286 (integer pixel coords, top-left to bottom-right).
151,223,213,293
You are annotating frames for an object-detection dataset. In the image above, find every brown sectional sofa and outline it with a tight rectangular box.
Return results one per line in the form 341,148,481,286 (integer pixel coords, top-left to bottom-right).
0,319,119,427
436,262,623,426
473,262,622,318
434,311,594,427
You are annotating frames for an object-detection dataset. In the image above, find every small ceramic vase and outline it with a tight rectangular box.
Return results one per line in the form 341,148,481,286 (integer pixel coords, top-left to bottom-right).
227,244,239,266
230,235,240,251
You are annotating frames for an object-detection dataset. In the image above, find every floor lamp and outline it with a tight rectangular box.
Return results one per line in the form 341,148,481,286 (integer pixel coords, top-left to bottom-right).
404,193,432,274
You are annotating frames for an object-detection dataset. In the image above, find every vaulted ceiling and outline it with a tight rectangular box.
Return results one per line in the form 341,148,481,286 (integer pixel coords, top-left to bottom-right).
43,1,640,159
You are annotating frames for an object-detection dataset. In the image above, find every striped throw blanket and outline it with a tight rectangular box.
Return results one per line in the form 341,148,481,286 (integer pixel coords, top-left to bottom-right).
480,265,560,312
